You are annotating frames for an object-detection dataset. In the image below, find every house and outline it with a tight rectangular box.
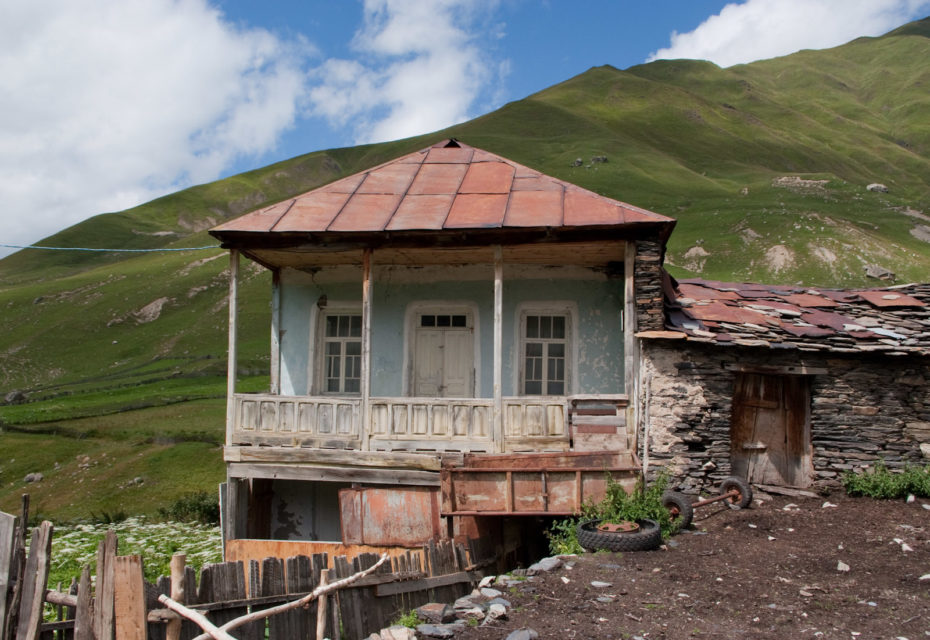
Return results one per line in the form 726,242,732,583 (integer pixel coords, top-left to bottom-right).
209,140,675,560
638,274,930,492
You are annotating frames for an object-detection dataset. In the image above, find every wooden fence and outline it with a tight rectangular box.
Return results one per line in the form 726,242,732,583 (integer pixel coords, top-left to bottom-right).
1,499,485,640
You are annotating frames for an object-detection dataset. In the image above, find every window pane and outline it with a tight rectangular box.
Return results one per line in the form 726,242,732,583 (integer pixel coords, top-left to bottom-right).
552,316,565,339
526,316,538,338
547,381,564,395
525,380,542,395
437,315,451,327
539,316,551,339
548,343,564,357
344,379,360,393
345,341,361,356
337,315,349,337
421,315,435,327
350,315,362,337
325,315,339,337
526,342,543,357
452,315,466,327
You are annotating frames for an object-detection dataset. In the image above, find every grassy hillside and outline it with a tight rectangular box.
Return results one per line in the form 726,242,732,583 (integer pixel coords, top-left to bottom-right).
2,19,930,521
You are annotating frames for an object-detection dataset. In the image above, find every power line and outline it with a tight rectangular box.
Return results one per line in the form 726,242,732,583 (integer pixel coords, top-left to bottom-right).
1,243,221,253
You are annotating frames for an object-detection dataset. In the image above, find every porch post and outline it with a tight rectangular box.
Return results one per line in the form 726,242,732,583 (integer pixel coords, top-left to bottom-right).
493,245,504,453
361,248,373,451
623,241,640,452
269,269,281,395
225,249,239,447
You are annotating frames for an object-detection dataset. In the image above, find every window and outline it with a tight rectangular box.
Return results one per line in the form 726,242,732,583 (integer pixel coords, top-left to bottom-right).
322,313,361,394
522,314,568,395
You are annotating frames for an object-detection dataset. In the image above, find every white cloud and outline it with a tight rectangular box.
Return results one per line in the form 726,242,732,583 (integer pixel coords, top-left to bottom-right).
0,0,310,254
647,0,930,67
307,0,506,144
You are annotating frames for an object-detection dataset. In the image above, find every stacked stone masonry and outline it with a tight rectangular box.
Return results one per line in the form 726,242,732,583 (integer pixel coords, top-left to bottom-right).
634,241,665,332
640,341,930,493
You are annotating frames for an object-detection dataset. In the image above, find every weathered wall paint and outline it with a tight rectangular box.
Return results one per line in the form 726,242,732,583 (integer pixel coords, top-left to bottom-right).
277,265,625,397
270,479,349,541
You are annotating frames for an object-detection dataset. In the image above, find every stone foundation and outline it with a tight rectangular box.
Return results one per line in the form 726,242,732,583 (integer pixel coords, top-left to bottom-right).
640,341,930,493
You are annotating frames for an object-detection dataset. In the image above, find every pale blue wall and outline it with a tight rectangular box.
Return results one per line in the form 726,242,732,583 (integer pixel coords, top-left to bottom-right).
277,270,625,397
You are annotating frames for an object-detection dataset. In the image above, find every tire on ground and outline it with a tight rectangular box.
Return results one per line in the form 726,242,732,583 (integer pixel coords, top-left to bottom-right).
661,491,694,530
576,519,662,552
719,476,753,509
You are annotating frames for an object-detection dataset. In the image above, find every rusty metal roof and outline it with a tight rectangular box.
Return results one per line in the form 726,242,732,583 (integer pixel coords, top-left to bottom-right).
211,140,674,240
652,274,930,356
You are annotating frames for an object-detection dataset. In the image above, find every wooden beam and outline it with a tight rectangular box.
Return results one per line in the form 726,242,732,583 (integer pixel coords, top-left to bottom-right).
226,249,240,446
493,245,503,453
722,362,827,376
227,463,439,486
270,269,281,395
623,241,640,452
361,248,372,451
374,571,475,597
226,446,442,471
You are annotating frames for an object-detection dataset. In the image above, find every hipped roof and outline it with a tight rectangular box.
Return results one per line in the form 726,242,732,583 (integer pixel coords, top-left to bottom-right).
210,140,675,251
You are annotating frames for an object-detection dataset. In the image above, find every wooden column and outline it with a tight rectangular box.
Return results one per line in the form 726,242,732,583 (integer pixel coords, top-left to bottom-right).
493,246,504,453
623,241,640,451
226,249,240,446
361,249,373,451
270,268,281,395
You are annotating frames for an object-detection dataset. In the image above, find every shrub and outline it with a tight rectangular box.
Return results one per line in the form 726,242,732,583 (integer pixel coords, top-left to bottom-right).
392,610,421,628
545,516,583,555
842,461,930,499
157,491,220,524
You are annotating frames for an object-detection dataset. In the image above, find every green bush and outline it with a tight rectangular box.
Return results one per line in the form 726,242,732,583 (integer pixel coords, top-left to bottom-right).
392,610,422,628
546,470,675,554
157,491,220,524
842,461,930,499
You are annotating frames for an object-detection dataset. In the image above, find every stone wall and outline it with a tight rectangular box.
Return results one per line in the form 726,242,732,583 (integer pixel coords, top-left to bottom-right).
634,240,665,332
640,341,930,492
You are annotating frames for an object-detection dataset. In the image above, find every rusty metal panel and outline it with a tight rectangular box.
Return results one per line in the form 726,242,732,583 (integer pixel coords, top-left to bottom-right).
783,293,838,308
408,162,468,195
855,290,925,307
339,486,441,547
458,161,514,194
444,193,508,228
563,189,622,226
504,190,563,227
328,193,403,231
272,191,350,232
357,163,419,194
212,199,292,232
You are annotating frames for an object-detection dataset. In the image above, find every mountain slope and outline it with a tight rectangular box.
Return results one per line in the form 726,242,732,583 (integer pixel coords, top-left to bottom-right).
2,19,930,519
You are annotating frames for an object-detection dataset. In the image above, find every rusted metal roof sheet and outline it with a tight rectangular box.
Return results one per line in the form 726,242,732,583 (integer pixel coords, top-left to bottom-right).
211,139,674,239
653,273,930,357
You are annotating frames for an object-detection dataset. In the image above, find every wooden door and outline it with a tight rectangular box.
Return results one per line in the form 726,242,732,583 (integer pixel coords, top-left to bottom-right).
730,373,812,487
414,324,474,397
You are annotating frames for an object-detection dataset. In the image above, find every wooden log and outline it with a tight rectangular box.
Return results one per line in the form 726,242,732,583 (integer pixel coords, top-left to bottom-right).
74,565,93,640
94,530,117,640
15,521,53,640
114,555,147,640
0,511,17,640
165,554,186,640
315,572,328,640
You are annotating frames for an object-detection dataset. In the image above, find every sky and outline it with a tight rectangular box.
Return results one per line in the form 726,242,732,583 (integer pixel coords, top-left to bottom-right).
1,0,929,257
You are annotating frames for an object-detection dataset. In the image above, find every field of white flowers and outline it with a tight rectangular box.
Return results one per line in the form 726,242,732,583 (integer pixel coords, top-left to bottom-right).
46,518,223,587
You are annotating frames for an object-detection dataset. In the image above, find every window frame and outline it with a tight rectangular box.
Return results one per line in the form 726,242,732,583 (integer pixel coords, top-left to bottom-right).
313,303,363,396
515,302,577,397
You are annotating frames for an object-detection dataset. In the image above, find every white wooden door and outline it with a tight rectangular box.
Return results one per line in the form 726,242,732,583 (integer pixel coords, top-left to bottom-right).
414,324,474,397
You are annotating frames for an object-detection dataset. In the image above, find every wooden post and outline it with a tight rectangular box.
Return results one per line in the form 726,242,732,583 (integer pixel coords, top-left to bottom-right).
165,554,186,640
493,245,504,453
73,565,93,640
0,511,15,640
361,248,373,451
623,241,640,450
93,530,117,640
315,571,329,640
114,556,146,640
226,249,240,447
14,521,53,640
270,269,281,395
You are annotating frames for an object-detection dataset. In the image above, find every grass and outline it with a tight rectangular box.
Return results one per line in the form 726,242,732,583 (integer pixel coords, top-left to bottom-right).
842,461,930,499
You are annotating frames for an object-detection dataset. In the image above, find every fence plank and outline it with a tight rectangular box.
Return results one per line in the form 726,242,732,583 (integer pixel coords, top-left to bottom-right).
260,557,285,640
15,522,53,640
114,556,146,640
94,530,117,640
0,511,16,640
73,566,93,640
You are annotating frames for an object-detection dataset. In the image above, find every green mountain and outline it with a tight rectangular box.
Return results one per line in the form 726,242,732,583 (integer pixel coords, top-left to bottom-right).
2,19,930,520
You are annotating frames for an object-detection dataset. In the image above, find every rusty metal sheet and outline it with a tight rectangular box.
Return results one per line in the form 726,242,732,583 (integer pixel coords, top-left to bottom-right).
408,162,468,195
424,146,474,164
563,189,622,226
318,172,367,193
677,283,740,301
781,323,835,338
444,193,508,228
687,301,766,324
327,193,402,231
854,290,926,307
357,163,419,194
504,190,563,227
512,175,561,191
386,194,454,230
458,161,514,194
783,293,838,307
800,309,854,330
271,192,350,232
212,200,293,232
339,486,441,547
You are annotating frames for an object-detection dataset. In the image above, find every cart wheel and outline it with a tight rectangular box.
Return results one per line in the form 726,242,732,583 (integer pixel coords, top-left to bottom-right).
577,519,662,552
719,476,752,509
661,491,694,530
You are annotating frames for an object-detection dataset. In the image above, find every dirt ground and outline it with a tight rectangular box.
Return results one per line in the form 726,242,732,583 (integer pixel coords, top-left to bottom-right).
455,492,930,640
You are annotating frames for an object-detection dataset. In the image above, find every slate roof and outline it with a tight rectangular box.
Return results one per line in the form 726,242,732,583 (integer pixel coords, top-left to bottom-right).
651,274,930,356
211,139,675,241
